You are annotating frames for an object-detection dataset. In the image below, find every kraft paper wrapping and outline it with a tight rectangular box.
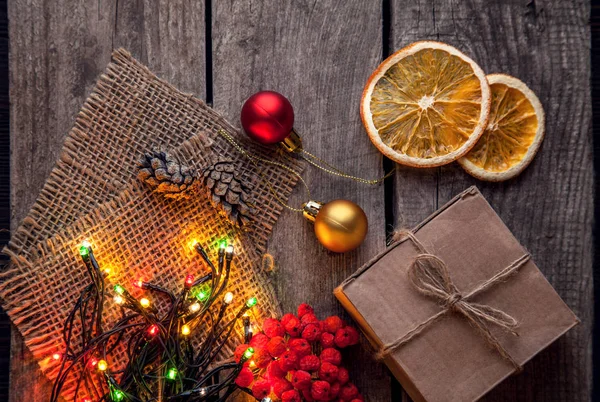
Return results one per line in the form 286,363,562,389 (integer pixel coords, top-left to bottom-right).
334,186,578,402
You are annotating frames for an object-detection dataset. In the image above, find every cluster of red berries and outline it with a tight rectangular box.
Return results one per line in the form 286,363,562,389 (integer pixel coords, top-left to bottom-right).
233,304,363,401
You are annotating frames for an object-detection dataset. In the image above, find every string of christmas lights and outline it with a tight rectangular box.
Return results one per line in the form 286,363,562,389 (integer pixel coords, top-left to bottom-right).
50,239,269,402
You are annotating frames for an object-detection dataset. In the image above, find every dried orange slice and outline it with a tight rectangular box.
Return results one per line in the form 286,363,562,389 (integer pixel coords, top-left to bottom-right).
361,41,491,167
458,74,545,181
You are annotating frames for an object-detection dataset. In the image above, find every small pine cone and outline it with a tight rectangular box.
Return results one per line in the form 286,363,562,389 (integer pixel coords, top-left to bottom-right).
137,150,198,200
202,160,254,227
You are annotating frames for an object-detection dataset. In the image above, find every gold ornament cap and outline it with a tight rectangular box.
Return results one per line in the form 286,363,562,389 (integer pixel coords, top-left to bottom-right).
302,200,323,222
280,129,303,153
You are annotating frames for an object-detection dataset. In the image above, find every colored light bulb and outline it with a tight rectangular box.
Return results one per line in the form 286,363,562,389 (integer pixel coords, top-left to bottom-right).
166,367,178,380
219,240,227,249
112,389,125,401
148,324,159,336
245,297,258,308
52,353,61,361
89,358,98,368
97,359,108,371
113,295,124,305
139,298,150,308
225,245,234,255
224,292,233,304
189,302,201,313
113,284,125,295
181,324,191,336
243,347,254,360
185,274,194,287
79,246,89,257
133,279,144,288
196,290,209,301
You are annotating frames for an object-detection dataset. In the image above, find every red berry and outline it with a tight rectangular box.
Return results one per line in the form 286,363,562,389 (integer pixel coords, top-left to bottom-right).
281,313,296,328
300,313,320,329
299,355,321,372
263,318,286,338
329,382,341,399
345,327,360,345
320,332,335,348
272,378,293,398
289,338,312,358
284,316,302,337
234,344,250,363
323,316,344,333
267,336,287,357
282,389,302,402
267,359,287,379
339,383,359,401
249,333,270,350
337,367,350,385
252,378,271,399
302,388,316,402
291,370,312,390
234,367,254,388
253,347,273,369
297,303,314,318
311,380,331,401
301,324,322,342
334,328,352,348
320,348,342,366
279,350,299,371
318,361,339,383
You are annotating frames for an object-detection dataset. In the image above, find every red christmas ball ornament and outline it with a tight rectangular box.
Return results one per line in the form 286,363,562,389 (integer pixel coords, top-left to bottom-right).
241,91,296,145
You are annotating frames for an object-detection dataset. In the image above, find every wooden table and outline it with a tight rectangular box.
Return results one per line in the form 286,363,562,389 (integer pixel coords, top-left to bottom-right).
8,1,593,401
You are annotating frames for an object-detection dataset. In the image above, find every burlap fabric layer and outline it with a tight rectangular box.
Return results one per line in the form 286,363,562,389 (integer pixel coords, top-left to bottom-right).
0,49,302,400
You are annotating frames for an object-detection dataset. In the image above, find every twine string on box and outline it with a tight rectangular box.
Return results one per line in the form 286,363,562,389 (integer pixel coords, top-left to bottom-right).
375,230,530,371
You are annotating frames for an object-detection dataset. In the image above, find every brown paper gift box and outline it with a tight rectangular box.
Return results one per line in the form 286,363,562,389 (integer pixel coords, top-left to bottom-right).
334,187,578,402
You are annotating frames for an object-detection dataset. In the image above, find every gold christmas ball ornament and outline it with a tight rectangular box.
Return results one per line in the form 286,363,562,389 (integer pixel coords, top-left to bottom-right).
303,200,368,253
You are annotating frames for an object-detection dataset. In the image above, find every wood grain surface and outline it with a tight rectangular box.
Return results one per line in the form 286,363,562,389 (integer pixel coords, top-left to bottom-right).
7,0,593,401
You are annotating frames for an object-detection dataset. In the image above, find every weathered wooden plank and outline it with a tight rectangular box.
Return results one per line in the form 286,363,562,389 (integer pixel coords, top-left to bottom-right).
8,1,116,400
8,1,205,401
212,0,391,400
391,1,593,401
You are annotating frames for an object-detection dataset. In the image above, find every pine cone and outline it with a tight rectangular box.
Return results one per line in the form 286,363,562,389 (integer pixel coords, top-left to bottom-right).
137,150,198,200
202,160,254,227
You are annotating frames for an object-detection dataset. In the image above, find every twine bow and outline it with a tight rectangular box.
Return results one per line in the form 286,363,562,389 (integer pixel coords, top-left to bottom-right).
376,230,531,371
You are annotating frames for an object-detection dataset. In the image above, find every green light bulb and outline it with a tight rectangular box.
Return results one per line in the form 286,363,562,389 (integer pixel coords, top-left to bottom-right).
166,367,178,380
243,347,254,359
197,291,208,301
245,297,258,308
219,240,227,249
112,389,125,401
79,246,89,257
114,285,125,295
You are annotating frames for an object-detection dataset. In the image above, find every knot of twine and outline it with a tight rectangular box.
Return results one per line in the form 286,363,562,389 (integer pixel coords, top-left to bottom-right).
376,230,531,372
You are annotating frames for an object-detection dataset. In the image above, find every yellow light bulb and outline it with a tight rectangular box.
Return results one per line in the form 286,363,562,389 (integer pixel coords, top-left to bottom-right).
189,302,201,313
97,359,108,371
140,298,150,308
181,325,191,336
224,292,233,304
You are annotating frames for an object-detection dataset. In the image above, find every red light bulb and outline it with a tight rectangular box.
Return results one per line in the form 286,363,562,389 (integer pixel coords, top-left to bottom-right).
52,353,61,361
133,279,144,288
89,357,98,368
148,324,159,336
241,91,295,144
185,275,194,287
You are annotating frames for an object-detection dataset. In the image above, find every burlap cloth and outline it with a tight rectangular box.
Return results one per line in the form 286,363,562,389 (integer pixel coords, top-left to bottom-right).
0,49,303,400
